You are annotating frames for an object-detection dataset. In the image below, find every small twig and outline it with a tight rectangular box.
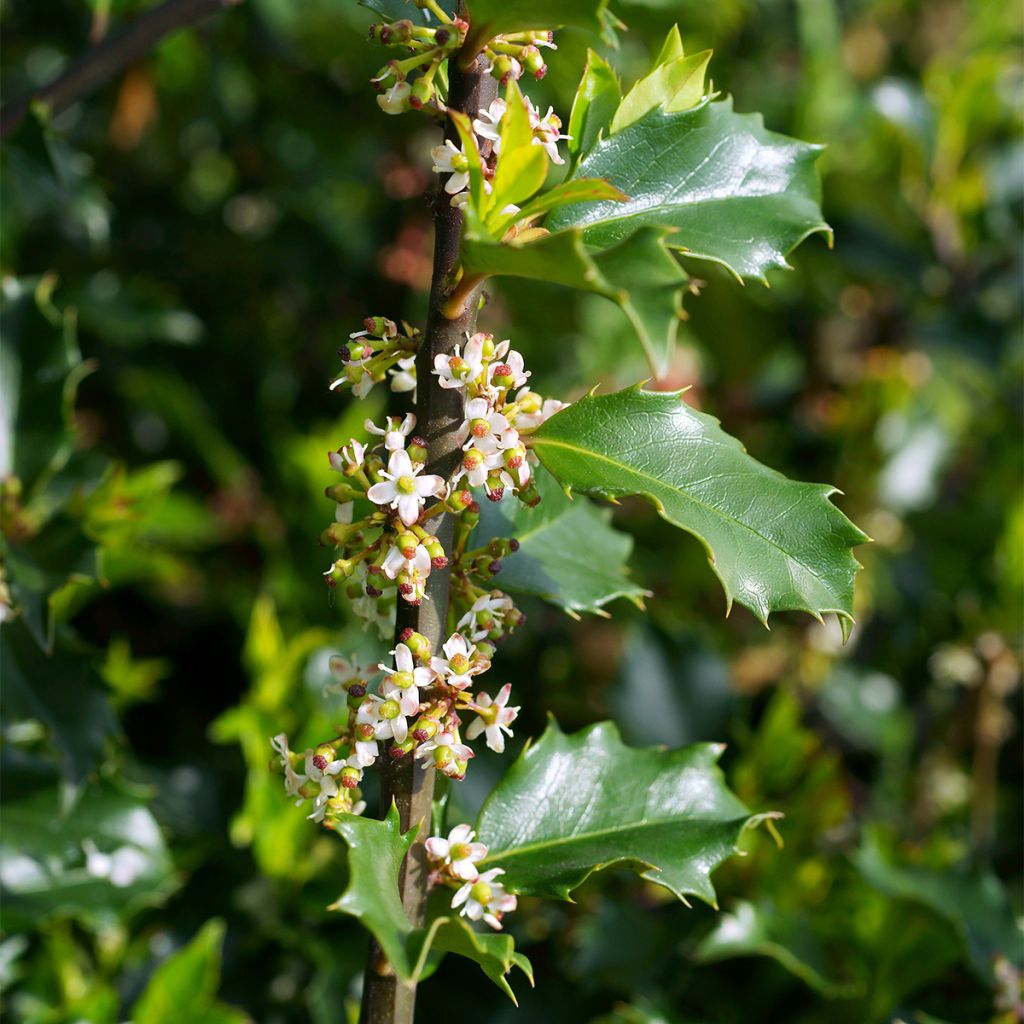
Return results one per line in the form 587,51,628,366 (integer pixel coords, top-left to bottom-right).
0,0,242,139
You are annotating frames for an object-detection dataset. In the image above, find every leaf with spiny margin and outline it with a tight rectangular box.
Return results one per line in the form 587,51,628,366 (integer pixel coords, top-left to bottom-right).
476,718,765,905
567,50,621,166
461,226,686,373
328,806,532,999
473,468,648,616
547,96,831,283
464,0,611,57
529,386,867,631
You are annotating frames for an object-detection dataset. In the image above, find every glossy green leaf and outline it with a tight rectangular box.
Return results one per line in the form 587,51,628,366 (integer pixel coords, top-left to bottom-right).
547,97,831,283
530,385,867,629
474,469,647,616
0,778,177,932
477,718,765,905
132,920,248,1024
696,900,860,997
329,806,532,999
568,50,622,163
487,81,549,222
464,0,610,57
494,178,627,236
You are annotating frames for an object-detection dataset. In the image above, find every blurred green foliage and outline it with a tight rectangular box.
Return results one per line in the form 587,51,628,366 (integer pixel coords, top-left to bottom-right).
1,1,1021,1022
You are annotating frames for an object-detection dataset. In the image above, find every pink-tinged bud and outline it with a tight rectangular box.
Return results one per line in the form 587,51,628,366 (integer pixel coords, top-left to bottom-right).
533,63,548,80
389,739,415,759
504,444,526,469
486,488,504,503
397,531,418,558
431,555,448,570
410,77,433,110
357,723,375,740
340,766,361,789
411,718,438,742
408,436,428,462
364,315,397,338
446,489,474,513
312,754,329,771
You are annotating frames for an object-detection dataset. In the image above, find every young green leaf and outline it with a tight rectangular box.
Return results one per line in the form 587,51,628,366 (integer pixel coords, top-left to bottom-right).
473,470,648,616
547,97,831,283
490,178,627,237
476,718,766,905
529,385,867,630
567,50,622,163
611,49,712,133
329,806,532,999
486,81,548,224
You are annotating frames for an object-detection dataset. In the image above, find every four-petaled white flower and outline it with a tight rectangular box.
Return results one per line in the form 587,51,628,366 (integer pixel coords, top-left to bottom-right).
367,448,446,526
457,592,515,641
328,439,366,473
430,632,481,691
415,729,474,769
430,139,471,197
466,683,520,754
366,413,416,452
529,102,570,165
433,333,486,390
451,867,517,930
381,542,431,582
425,824,488,881
488,347,530,390
356,693,407,752
378,643,434,716
460,397,510,455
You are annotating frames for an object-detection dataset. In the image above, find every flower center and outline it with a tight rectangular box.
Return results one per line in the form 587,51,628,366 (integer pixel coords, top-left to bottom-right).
392,670,415,689
397,475,417,494
470,881,493,905
450,842,472,861
470,418,491,438
449,653,470,674
380,699,401,720
312,754,329,771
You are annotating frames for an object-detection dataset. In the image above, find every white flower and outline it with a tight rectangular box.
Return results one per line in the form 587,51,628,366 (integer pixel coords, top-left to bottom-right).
415,730,474,771
271,734,308,801
457,592,515,641
356,693,407,751
425,824,488,881
466,683,520,754
378,80,411,115
451,867,517,930
433,333,486,390
366,413,416,452
488,348,530,390
472,98,506,151
389,355,416,396
378,642,435,716
430,632,482,691
431,139,471,196
367,448,446,526
460,397,510,456
328,439,366,473
381,542,431,581
453,447,503,489
529,102,569,165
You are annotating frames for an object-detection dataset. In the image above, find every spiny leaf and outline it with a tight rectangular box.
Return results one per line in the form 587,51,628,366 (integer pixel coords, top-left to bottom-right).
547,96,831,284
477,718,766,905
567,49,622,165
529,385,867,629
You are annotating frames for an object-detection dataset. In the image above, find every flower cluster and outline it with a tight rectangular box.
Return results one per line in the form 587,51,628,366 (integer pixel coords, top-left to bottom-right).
426,825,517,930
270,633,520,830
330,315,418,400
431,94,569,207
367,1,557,118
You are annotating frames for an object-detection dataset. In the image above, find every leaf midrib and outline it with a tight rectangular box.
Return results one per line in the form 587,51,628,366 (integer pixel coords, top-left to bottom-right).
481,811,749,866
531,434,834,591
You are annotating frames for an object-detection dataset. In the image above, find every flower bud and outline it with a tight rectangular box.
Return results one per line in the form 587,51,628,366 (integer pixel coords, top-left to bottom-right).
389,738,416,759
404,630,432,660
410,76,434,110
364,315,398,338
476,640,497,661
320,521,362,547
411,717,438,742
397,531,418,559
325,558,357,585
477,333,496,359
340,766,362,789
517,482,541,507
424,536,447,569
503,444,526,470
517,390,543,415
491,54,518,83
521,45,547,78
408,436,428,463
325,482,363,503
446,489,475,513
